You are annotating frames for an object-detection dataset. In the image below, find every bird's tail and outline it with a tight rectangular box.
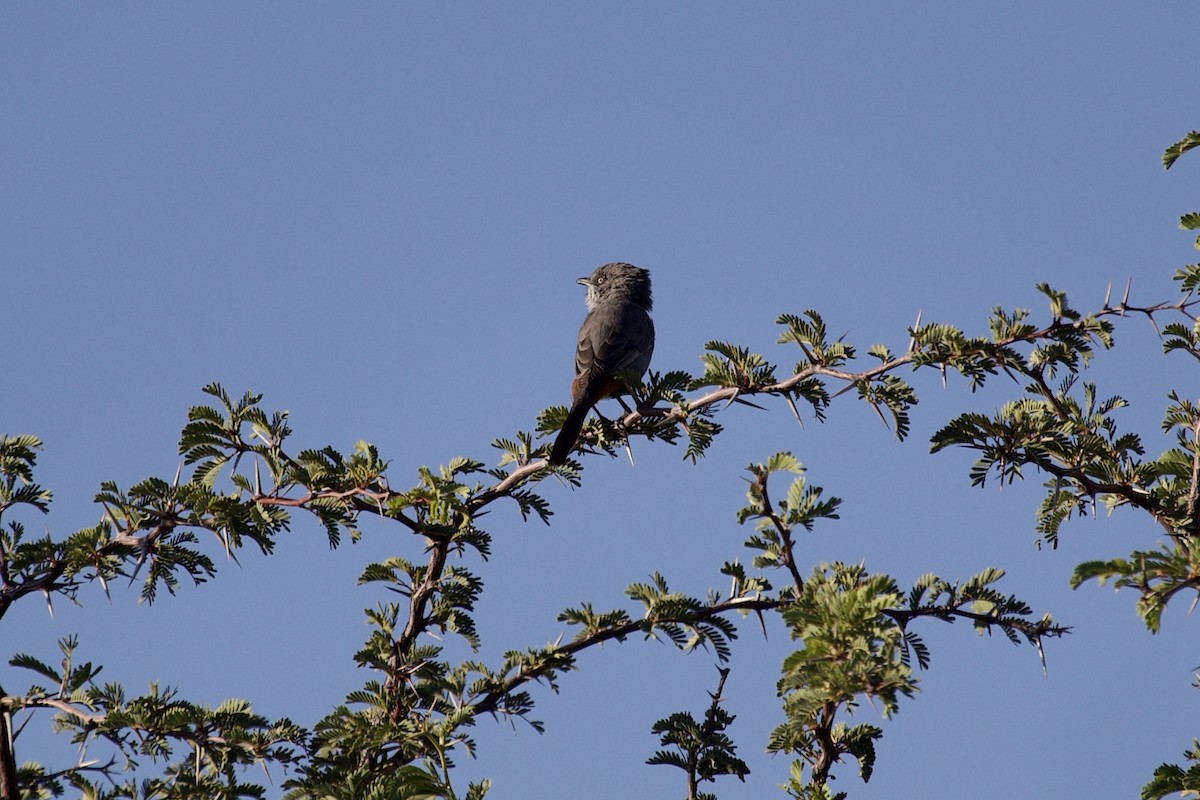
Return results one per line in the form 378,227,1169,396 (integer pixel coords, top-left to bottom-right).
548,398,593,465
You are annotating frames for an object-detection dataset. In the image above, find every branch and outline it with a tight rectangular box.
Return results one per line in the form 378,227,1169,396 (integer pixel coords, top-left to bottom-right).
809,701,838,786
0,710,17,800
470,595,780,717
883,603,1069,643
755,472,805,591
1187,419,1200,525
387,537,451,722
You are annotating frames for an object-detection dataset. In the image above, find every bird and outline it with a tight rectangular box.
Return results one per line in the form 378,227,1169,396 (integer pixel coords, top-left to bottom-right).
548,262,655,465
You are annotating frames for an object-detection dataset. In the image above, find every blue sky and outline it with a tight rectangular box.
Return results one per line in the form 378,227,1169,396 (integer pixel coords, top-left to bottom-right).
4,5,1199,798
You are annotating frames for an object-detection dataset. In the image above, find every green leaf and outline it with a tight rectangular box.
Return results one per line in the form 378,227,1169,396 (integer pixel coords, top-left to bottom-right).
1163,131,1200,170
10,652,61,683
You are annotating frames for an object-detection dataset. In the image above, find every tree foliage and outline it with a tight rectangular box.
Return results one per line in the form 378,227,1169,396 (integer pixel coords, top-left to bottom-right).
3,134,1200,799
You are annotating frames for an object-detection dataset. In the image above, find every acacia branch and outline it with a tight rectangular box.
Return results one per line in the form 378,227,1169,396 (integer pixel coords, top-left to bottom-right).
4,696,105,725
254,486,421,532
0,516,176,622
387,535,451,723
1187,419,1200,526
754,472,805,591
236,288,1196,541
0,693,294,799
531,294,1189,475
883,604,1069,642
470,595,780,717
810,701,838,786
0,710,17,800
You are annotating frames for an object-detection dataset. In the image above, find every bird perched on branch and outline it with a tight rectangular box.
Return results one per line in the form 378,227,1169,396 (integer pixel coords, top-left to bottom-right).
548,263,655,465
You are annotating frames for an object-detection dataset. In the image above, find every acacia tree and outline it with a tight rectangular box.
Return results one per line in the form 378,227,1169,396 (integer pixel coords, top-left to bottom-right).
2,132,1200,800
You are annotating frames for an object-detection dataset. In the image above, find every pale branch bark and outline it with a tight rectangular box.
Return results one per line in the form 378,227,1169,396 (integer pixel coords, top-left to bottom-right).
467,461,547,512
0,696,103,724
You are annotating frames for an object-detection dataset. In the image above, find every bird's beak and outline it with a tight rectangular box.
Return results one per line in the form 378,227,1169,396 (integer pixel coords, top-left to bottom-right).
576,276,590,286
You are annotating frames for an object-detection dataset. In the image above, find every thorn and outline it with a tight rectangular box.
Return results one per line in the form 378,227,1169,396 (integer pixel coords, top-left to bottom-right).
1148,313,1163,337
940,363,948,390
1103,281,1113,308
908,308,923,354
128,547,148,585
43,589,54,619
172,460,183,488
731,396,768,411
254,458,262,496
221,528,242,566
870,401,889,428
784,393,804,427
831,381,858,399
624,440,636,467
1121,277,1132,314
723,389,740,411
1034,636,1048,677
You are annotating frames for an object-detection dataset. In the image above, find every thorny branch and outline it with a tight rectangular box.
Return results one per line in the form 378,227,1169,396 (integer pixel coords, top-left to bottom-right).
753,471,805,591
0,518,179,621
244,293,1200,542
1,282,1180,795
229,289,1174,742
386,535,451,722
470,596,777,718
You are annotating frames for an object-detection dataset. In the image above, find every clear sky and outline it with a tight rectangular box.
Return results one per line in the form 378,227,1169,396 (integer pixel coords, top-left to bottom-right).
4,5,1199,799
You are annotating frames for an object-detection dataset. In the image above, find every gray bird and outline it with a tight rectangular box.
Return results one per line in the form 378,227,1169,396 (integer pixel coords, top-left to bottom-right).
548,263,655,465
